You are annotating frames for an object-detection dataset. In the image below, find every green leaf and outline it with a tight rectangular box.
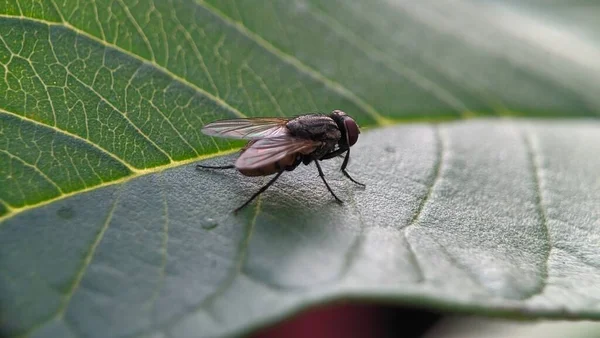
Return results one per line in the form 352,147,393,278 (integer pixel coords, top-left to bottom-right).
1,1,599,337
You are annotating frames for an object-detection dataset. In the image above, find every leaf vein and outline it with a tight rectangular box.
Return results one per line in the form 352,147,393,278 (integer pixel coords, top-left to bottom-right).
91,0,107,41
0,147,240,223
65,145,88,188
242,63,285,117
116,0,156,62
407,125,443,226
307,5,471,116
169,3,220,97
521,130,552,300
0,14,246,121
194,0,390,125
64,68,174,163
403,235,425,283
147,90,200,157
0,108,135,172
0,148,65,195
337,183,367,280
59,187,123,313
161,189,264,329
428,232,488,290
24,186,123,337
401,125,444,282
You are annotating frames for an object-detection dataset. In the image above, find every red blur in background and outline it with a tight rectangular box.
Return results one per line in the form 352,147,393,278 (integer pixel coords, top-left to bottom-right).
252,302,440,338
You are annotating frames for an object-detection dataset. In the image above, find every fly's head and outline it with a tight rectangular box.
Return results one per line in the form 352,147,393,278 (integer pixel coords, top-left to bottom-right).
330,110,360,148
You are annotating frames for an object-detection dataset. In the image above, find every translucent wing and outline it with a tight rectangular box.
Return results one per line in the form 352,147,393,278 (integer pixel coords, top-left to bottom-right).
235,136,321,170
201,118,289,139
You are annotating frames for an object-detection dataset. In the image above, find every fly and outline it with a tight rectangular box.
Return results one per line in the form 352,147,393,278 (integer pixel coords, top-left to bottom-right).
196,110,364,213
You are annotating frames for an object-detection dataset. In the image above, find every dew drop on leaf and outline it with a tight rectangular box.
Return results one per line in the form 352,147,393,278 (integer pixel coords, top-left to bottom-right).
201,217,219,230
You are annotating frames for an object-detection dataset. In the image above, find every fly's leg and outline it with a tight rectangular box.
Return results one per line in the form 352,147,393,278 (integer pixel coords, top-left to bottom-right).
234,171,284,214
315,160,343,204
340,150,365,187
320,148,346,160
196,164,235,170
320,149,365,187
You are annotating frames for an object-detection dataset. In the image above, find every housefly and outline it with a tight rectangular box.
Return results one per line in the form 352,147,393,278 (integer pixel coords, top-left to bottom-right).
196,110,364,213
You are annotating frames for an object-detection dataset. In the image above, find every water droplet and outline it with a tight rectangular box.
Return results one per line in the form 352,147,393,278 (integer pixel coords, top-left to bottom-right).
201,217,219,230
57,206,74,220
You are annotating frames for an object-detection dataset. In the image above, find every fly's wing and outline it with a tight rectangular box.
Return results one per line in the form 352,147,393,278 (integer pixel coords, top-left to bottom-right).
201,118,288,139
235,136,320,170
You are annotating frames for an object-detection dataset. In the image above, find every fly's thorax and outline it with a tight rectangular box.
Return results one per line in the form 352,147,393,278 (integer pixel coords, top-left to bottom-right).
286,115,342,143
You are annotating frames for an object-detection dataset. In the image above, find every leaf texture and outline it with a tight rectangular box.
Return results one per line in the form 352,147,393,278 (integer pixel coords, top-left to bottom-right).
2,0,600,337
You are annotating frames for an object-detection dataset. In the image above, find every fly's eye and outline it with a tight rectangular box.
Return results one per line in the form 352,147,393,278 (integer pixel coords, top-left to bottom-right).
343,117,360,146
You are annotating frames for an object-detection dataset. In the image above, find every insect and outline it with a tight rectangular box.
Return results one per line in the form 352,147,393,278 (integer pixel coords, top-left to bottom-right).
196,110,365,213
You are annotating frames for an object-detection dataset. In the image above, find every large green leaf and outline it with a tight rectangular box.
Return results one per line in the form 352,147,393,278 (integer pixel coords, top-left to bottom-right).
1,1,599,337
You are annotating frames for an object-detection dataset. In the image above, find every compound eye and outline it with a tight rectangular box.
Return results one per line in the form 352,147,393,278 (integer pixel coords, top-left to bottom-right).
343,117,360,146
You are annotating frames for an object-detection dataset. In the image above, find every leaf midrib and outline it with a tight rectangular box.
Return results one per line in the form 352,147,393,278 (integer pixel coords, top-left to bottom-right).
0,147,240,223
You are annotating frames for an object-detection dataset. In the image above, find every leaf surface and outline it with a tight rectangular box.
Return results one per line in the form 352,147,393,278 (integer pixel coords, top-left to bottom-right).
1,1,600,337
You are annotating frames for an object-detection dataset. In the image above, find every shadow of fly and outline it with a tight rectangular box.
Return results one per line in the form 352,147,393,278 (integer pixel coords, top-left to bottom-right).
196,110,365,213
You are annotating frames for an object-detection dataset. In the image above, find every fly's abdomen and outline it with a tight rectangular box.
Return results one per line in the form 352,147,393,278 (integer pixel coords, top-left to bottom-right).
237,153,297,177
